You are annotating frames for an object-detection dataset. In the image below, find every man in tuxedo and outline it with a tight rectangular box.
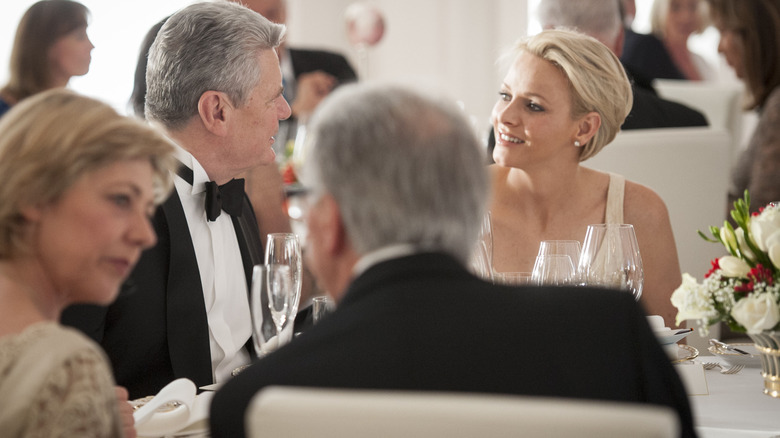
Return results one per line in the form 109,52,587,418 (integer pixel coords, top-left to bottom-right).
209,84,696,438
61,2,291,399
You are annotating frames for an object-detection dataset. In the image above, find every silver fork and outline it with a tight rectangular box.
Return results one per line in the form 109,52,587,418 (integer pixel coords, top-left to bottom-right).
702,362,745,374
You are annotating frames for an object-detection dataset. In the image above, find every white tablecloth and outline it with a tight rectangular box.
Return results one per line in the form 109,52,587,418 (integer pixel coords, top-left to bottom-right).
687,355,780,438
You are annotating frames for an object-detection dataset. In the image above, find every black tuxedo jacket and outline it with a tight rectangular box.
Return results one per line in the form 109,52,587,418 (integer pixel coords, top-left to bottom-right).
288,48,357,84
61,190,263,399
210,252,696,438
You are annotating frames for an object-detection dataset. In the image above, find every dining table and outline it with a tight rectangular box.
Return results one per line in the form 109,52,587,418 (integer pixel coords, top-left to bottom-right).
682,353,780,438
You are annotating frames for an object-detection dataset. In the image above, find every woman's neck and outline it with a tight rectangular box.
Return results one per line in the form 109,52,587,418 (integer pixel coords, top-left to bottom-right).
0,260,62,335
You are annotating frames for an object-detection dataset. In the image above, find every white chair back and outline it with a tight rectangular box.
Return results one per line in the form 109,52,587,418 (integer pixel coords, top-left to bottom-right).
654,79,745,160
246,386,680,438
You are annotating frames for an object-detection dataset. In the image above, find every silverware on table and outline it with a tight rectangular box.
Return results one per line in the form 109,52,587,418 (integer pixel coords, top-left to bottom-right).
709,338,751,355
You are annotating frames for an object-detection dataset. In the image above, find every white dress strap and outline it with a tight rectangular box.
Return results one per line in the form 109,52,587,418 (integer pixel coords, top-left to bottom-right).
605,173,625,224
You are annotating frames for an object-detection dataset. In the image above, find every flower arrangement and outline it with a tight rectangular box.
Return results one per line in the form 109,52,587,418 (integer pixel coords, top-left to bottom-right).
671,191,780,334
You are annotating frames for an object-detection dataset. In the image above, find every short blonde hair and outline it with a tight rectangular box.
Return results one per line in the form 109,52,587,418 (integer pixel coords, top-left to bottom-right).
651,0,710,39
0,89,176,258
509,29,632,161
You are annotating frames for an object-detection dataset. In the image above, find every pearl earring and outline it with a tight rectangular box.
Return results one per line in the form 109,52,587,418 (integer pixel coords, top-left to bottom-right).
574,140,582,147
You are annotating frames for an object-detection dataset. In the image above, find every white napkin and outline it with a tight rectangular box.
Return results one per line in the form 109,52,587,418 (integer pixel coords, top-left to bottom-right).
134,378,213,437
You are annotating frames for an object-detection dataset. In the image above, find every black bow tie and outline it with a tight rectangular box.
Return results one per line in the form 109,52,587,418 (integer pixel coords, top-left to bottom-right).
204,178,245,221
176,164,245,221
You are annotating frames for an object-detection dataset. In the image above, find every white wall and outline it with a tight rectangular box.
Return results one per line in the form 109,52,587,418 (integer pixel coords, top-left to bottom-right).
0,0,729,122
0,0,528,125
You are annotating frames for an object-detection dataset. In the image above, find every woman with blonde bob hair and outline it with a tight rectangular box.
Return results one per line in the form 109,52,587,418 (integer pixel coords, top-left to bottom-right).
0,89,175,437
490,29,681,326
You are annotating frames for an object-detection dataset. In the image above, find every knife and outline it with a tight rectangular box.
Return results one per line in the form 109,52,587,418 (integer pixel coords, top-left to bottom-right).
709,338,751,355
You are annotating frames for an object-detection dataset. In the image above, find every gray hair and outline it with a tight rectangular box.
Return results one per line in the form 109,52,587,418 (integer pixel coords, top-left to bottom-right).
301,84,489,263
536,0,622,46
145,1,285,129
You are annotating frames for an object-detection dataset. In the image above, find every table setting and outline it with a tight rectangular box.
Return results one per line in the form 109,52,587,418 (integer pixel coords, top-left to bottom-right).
669,192,780,437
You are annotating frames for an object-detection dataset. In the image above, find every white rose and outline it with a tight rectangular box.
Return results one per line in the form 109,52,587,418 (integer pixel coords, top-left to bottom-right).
731,293,780,334
718,255,751,278
671,273,716,326
751,204,780,251
765,230,780,270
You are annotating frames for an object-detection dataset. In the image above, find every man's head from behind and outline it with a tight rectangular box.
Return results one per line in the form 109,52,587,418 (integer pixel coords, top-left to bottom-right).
301,84,489,297
145,1,286,130
536,0,623,54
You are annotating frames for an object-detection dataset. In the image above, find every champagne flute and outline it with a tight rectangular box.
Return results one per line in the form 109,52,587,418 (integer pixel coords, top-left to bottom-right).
265,233,302,341
265,264,294,345
531,254,576,286
577,224,644,300
249,265,277,357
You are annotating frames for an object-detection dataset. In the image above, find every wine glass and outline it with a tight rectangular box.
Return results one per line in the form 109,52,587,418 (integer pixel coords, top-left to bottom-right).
469,212,494,282
577,224,644,300
537,240,582,270
265,233,302,342
265,264,294,346
494,271,533,286
531,255,576,286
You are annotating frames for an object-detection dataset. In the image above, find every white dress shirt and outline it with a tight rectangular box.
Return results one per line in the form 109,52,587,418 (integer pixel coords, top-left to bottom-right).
173,146,252,383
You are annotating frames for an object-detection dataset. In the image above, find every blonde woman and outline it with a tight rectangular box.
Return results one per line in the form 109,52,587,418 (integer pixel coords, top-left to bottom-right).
0,89,175,437
490,30,681,326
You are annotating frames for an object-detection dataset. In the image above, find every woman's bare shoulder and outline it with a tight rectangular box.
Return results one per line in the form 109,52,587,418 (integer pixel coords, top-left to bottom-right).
623,179,672,225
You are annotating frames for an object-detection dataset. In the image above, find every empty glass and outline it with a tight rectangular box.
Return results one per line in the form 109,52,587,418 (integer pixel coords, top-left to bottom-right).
531,255,576,286
250,265,290,357
577,224,644,300
494,272,533,286
311,296,334,324
537,240,582,270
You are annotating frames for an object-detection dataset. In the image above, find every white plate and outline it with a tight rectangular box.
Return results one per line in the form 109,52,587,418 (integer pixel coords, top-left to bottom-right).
666,343,699,363
655,329,694,345
707,343,762,368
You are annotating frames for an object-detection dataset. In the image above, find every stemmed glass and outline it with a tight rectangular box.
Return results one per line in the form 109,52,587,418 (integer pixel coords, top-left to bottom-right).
577,224,644,300
469,212,494,282
531,255,576,286
249,265,280,356
265,233,303,342
537,240,582,270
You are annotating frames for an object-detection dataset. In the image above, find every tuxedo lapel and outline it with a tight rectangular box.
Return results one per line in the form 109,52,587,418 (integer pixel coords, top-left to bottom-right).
231,194,268,356
163,192,213,387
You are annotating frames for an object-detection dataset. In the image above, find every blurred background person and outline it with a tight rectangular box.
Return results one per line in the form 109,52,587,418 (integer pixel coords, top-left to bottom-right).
128,16,167,120
0,0,93,118
536,0,708,130
707,0,780,214
622,0,713,82
235,0,357,127
0,89,174,437
489,29,681,327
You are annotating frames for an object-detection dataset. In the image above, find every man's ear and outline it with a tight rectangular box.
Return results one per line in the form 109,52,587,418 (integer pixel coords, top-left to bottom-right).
198,91,230,136
320,194,349,257
575,112,601,146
